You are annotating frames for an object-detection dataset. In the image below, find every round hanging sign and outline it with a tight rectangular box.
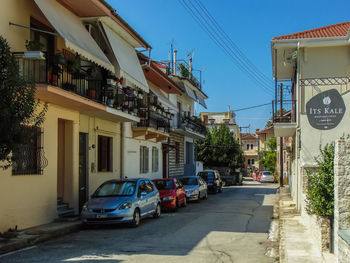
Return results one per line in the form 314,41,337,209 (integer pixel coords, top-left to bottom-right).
306,89,345,130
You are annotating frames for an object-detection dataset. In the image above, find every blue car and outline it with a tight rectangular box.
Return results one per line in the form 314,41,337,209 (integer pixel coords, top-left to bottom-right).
81,178,161,226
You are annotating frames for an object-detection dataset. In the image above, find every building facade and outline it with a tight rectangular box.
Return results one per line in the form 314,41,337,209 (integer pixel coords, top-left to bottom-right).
199,106,240,139
240,133,259,175
271,22,350,214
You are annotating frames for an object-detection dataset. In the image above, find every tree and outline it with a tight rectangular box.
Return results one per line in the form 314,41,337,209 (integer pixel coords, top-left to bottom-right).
0,35,47,168
196,124,243,171
259,137,277,173
306,144,334,216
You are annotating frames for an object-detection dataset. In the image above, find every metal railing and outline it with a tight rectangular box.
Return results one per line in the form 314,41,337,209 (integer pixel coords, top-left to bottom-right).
272,99,296,123
177,113,206,136
136,108,171,133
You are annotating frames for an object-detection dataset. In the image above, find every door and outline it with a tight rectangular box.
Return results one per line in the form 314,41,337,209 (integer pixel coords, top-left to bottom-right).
162,145,168,178
79,133,88,212
138,180,149,216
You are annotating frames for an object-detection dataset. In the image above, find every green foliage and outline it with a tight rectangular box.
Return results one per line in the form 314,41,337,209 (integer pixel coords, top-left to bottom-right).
196,124,243,171
306,144,334,216
178,63,190,78
258,137,277,173
25,40,44,51
0,35,47,168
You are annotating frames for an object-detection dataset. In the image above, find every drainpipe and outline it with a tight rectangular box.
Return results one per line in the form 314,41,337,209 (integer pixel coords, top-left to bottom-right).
173,50,177,76
120,122,124,179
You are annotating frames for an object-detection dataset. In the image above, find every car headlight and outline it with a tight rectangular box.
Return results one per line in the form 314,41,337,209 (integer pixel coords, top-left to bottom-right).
82,202,88,212
188,190,199,195
119,201,132,210
163,196,174,201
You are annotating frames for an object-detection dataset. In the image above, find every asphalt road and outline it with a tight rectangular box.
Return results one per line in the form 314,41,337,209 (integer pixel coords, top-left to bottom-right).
0,179,278,263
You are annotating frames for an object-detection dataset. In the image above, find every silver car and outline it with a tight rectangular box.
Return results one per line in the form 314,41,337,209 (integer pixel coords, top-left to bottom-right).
260,171,274,183
179,176,208,202
81,179,161,227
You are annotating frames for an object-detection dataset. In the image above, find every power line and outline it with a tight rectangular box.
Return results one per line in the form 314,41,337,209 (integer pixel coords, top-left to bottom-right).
232,102,271,112
193,0,274,88
178,0,274,96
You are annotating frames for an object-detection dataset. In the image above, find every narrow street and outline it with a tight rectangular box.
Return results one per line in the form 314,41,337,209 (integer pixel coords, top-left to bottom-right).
0,180,278,263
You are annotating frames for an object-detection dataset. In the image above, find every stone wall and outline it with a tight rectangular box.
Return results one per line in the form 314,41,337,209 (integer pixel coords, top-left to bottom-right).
338,232,350,263
334,139,350,261
168,132,184,177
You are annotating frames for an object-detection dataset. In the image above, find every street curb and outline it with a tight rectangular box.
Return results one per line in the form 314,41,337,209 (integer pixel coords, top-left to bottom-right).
0,222,81,255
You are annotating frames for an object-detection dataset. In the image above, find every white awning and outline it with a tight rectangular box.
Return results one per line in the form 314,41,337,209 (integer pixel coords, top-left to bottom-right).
34,0,114,73
184,84,197,101
150,87,177,111
101,21,149,93
197,96,207,109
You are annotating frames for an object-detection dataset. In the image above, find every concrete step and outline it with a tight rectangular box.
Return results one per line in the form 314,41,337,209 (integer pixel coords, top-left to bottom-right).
57,203,69,211
58,208,75,217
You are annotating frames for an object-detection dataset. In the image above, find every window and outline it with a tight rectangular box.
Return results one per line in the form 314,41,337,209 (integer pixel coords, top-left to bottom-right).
251,144,254,150
12,127,43,175
252,159,255,165
98,135,113,172
152,147,159,172
247,144,250,150
140,146,149,173
247,159,251,165
175,142,180,164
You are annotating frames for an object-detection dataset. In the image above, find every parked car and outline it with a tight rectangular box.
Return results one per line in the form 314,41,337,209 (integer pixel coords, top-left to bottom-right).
197,170,223,194
221,172,243,186
260,171,274,183
153,178,186,211
179,176,208,202
81,179,161,227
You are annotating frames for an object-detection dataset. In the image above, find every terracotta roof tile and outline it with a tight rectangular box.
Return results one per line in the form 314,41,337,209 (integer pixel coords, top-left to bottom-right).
273,22,350,40
240,133,258,140
256,126,274,134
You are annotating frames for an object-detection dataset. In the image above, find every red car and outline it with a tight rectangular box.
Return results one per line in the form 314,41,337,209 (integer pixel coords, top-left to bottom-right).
153,178,186,211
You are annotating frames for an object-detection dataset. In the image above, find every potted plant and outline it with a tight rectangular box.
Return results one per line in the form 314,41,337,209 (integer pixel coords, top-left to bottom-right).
88,88,96,99
24,40,45,60
54,50,66,65
67,55,81,73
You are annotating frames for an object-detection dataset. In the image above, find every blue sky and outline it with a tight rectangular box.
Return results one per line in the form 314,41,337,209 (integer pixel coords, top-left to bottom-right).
107,0,350,132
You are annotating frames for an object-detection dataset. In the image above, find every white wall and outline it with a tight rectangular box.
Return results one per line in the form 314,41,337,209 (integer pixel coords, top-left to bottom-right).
122,123,163,180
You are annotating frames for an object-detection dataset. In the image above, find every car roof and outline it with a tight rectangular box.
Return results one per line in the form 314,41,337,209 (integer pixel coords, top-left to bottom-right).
199,170,217,172
179,176,200,178
103,178,148,184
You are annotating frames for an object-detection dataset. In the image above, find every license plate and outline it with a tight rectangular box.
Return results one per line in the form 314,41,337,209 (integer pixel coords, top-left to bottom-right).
96,214,108,219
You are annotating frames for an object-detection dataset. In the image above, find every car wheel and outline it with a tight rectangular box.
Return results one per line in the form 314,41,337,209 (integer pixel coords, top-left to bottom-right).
153,203,161,218
182,197,187,207
131,209,140,227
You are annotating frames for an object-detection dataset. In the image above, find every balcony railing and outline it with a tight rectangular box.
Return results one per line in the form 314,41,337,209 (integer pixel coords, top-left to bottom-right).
14,52,144,116
177,113,206,136
136,108,171,133
272,99,296,123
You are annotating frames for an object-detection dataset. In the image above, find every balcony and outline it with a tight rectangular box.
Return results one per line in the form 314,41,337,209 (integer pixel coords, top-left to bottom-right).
14,51,141,122
174,112,206,139
272,99,297,137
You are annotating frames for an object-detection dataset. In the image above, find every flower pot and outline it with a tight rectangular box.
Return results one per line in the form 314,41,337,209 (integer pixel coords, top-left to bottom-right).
88,89,96,99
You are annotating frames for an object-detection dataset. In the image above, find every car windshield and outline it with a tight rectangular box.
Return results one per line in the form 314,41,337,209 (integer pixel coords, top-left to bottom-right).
198,172,215,181
154,180,175,190
93,181,136,197
180,177,198,185
263,172,272,175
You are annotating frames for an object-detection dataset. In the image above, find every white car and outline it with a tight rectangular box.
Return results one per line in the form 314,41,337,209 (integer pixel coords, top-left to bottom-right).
260,171,274,183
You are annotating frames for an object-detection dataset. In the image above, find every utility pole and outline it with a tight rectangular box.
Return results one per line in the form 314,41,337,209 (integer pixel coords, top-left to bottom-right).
279,83,284,187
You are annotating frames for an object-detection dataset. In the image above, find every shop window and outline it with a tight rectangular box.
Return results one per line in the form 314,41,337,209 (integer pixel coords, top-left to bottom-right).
12,127,44,175
152,147,159,172
140,146,149,173
98,135,113,172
